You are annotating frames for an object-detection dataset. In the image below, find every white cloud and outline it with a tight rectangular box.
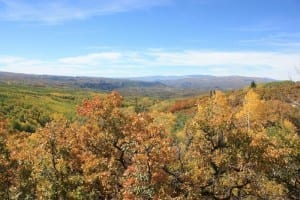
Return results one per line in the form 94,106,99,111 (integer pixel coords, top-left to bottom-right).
147,51,299,68
59,52,122,65
0,0,171,23
0,50,300,80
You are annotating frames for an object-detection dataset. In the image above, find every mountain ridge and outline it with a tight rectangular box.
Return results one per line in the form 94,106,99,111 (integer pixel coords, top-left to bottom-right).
0,71,275,96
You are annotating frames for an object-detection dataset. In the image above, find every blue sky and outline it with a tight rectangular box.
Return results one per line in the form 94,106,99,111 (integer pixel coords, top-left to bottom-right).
0,0,299,80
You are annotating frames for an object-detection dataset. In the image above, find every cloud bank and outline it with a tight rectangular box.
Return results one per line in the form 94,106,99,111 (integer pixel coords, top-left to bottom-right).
1,50,299,80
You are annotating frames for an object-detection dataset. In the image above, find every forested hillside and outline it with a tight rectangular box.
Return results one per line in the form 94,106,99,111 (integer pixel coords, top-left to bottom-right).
0,81,299,199
0,72,274,97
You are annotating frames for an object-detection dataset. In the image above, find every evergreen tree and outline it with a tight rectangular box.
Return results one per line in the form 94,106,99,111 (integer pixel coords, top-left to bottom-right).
250,80,257,88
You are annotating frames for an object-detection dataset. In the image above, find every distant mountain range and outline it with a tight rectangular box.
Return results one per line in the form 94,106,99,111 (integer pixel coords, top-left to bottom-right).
129,75,274,90
0,71,275,96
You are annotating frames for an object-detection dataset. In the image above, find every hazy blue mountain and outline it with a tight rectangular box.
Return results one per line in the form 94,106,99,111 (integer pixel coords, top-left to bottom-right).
0,71,275,97
0,71,165,91
130,75,274,90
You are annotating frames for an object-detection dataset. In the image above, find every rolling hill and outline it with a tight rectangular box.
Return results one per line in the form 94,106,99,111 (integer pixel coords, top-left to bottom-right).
0,71,274,94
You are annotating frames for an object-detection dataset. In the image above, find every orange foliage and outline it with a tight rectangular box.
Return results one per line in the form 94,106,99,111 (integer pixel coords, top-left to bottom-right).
0,89,299,199
168,98,197,113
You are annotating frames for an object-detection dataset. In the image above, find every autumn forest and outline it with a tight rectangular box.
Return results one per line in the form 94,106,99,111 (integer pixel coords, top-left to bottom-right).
0,81,299,199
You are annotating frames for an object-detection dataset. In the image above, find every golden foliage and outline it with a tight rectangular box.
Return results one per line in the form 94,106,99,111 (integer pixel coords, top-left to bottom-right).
0,88,299,199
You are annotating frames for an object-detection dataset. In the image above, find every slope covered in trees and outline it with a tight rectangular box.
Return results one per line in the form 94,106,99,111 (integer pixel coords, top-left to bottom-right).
0,81,299,199
0,72,274,97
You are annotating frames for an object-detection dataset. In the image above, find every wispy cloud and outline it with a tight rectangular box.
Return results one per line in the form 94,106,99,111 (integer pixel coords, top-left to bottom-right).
229,21,280,32
1,50,300,80
0,0,171,23
239,32,300,50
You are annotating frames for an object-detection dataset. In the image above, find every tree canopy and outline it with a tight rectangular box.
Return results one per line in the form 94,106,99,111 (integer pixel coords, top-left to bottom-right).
0,85,299,199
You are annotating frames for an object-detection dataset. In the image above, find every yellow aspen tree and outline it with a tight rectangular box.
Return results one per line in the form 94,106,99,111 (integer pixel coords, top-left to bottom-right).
236,89,265,132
